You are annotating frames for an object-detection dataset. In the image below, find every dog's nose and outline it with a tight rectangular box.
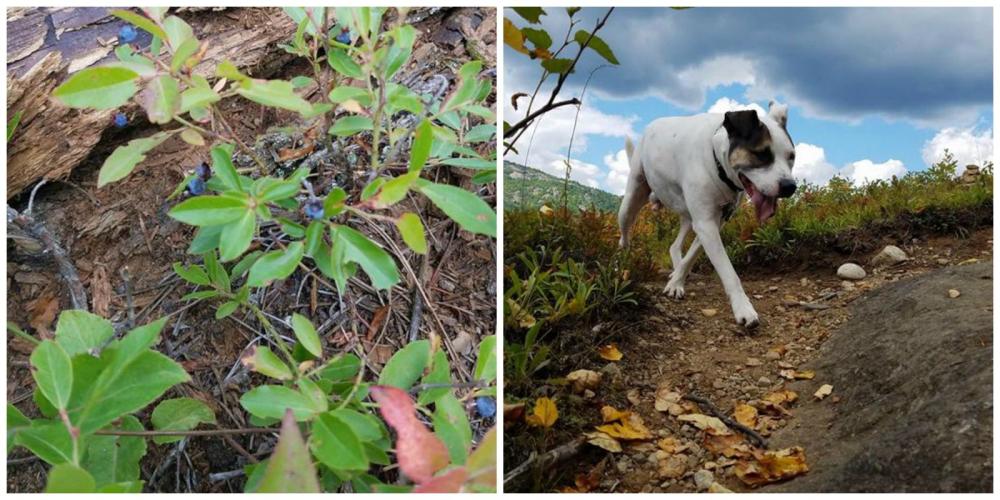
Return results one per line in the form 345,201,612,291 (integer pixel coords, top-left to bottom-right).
778,179,797,198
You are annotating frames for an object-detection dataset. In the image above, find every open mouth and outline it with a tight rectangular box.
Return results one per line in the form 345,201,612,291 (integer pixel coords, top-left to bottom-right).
739,173,777,225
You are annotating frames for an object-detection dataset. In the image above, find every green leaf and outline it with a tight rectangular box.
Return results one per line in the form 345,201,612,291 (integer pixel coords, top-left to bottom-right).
433,392,472,464
318,354,361,382
310,412,369,471
415,180,496,237
377,339,430,390
328,408,384,442
374,172,417,208
71,350,190,435
161,15,194,50
242,345,293,381
474,335,496,383
327,48,364,79
332,226,400,290
46,464,97,493
140,74,179,124
110,9,167,40
291,313,322,358
30,341,73,410
7,110,22,142
417,350,450,405
236,79,316,116
172,262,210,286
328,86,372,105
215,300,239,319
409,119,433,173
53,67,138,109
329,115,373,137
82,415,146,485
97,481,144,493
574,30,619,65
18,420,75,465
180,86,220,113
150,398,216,444
210,144,241,192
384,24,416,79
98,130,174,186
170,38,200,72
323,187,347,216
240,385,323,421
112,45,156,76
466,427,497,487
441,157,495,170
219,211,256,262
54,310,114,357
521,27,552,50
395,213,427,254
513,7,546,23
247,242,304,287
254,411,321,493
169,194,250,226
7,403,30,453
541,58,574,74
465,124,496,143
386,83,422,115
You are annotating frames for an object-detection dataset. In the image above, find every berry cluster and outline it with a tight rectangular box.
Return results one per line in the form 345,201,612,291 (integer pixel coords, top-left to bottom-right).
188,162,211,195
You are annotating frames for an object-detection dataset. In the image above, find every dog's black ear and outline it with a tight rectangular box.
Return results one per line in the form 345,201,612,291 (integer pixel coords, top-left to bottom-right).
723,110,762,140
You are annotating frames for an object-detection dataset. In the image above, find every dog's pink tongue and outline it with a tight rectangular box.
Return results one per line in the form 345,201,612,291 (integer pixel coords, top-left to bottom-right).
750,190,778,225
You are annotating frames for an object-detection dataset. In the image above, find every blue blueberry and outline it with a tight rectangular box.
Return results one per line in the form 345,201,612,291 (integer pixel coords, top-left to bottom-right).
475,396,496,419
113,112,128,128
335,28,351,45
195,162,211,179
303,199,325,220
188,177,206,195
118,25,138,44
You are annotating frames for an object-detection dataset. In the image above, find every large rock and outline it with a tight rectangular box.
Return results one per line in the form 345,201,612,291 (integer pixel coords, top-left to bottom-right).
871,245,908,267
836,263,866,280
765,262,993,493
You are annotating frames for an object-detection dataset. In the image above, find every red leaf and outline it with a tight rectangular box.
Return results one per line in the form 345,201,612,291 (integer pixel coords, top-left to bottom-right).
413,467,468,493
370,385,450,483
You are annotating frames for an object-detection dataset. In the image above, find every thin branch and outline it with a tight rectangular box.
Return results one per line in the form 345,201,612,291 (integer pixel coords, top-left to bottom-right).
8,206,88,310
682,393,769,448
94,427,277,437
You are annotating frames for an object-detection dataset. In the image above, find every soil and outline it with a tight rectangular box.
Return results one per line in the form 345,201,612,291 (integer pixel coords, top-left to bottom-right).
503,228,992,493
7,7,497,493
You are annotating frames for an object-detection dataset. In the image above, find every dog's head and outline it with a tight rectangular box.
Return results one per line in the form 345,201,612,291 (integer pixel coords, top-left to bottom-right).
722,101,796,224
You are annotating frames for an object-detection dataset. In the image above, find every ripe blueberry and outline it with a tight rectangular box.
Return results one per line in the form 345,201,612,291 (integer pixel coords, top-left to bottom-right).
303,199,325,220
335,28,351,45
475,396,496,418
118,25,138,44
113,112,128,128
188,177,206,195
194,162,211,180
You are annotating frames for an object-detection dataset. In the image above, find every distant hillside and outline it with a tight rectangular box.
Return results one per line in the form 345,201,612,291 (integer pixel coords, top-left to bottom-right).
504,162,621,212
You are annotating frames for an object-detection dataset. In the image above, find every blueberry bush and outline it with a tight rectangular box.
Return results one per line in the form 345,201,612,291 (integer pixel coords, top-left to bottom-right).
9,7,498,493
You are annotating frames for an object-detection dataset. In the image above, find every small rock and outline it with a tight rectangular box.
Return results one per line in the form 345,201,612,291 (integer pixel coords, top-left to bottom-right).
693,469,715,491
871,245,908,267
837,263,867,280
937,258,950,265
764,350,782,360
701,308,718,317
583,389,596,399
757,376,772,387
948,289,961,298
745,357,763,366
592,323,606,334
452,330,475,355
712,379,726,389
841,280,856,291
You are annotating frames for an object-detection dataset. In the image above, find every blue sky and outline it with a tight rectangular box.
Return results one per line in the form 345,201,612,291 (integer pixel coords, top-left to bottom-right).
504,7,994,194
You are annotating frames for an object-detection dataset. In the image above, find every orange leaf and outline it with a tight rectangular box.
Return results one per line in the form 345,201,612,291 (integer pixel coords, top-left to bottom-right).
597,344,623,361
525,397,558,428
733,403,758,428
735,447,810,487
370,385,450,483
413,468,468,493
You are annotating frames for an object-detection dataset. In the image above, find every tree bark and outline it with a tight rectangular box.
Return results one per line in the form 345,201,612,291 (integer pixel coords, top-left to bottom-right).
6,7,297,199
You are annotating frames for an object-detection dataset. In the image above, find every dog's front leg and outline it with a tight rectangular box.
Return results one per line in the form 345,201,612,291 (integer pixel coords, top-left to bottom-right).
690,217,759,328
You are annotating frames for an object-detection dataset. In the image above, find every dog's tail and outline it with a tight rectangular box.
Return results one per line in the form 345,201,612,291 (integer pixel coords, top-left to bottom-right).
624,135,635,160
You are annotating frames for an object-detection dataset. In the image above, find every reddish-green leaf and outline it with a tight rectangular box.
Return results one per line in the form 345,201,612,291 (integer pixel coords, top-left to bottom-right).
369,385,449,483
254,410,320,492
413,468,468,493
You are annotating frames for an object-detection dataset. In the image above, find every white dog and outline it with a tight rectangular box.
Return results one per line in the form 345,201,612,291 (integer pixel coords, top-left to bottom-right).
618,101,797,328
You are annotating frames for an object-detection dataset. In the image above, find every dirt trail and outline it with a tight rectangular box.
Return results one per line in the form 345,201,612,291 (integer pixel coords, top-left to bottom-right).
538,228,992,493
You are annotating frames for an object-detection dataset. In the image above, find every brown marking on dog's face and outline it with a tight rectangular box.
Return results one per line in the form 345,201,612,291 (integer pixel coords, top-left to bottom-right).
723,110,774,170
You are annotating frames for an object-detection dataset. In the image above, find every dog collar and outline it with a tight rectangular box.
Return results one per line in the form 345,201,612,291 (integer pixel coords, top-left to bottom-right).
714,149,744,193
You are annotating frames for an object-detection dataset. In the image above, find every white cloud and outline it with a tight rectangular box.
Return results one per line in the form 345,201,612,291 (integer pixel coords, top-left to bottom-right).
842,158,908,186
921,127,994,169
793,143,839,185
603,149,631,195
537,158,605,189
706,97,766,116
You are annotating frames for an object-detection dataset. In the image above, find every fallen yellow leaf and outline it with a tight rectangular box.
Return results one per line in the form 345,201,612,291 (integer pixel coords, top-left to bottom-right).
703,433,752,458
600,405,629,423
813,384,833,400
595,410,652,440
779,369,815,380
677,413,732,435
763,389,798,405
708,482,734,493
525,397,558,428
654,386,682,412
584,431,622,453
733,404,758,428
734,447,810,487
657,436,690,454
597,344,623,361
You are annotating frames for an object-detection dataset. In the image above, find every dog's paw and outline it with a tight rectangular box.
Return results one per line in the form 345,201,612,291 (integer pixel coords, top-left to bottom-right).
733,303,760,329
663,281,685,299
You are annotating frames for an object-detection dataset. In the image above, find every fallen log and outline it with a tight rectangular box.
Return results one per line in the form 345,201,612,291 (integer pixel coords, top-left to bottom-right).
6,7,297,199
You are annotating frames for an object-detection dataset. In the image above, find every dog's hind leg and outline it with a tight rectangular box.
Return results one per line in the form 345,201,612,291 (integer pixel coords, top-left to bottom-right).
618,136,650,249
